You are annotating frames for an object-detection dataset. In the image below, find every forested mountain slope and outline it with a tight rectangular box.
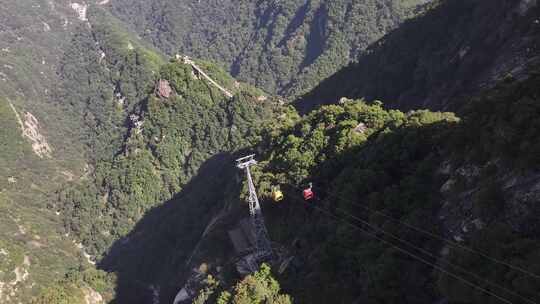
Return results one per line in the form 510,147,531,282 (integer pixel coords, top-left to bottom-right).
39,56,279,303
108,0,431,97
1,0,539,303
56,58,278,258
297,0,540,113
0,96,87,304
0,1,97,302
0,1,164,302
0,0,88,165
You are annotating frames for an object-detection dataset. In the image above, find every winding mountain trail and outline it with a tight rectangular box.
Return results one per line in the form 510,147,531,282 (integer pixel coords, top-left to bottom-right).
178,55,234,99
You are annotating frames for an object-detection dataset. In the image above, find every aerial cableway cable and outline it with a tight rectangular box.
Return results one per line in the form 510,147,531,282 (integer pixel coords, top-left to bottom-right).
330,204,537,304
288,184,538,303
287,195,520,304
296,183,540,281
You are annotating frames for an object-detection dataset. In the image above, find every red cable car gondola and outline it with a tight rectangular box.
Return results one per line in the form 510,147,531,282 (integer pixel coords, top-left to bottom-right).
303,182,314,200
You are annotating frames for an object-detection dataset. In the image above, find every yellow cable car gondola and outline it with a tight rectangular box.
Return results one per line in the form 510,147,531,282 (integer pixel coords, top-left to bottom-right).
271,186,284,202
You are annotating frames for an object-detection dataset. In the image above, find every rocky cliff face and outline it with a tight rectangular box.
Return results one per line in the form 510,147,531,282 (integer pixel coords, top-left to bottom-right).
439,162,540,243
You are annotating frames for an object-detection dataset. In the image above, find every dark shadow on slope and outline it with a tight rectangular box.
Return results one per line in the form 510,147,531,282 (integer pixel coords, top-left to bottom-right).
295,0,540,114
299,4,328,70
278,1,311,48
99,152,243,304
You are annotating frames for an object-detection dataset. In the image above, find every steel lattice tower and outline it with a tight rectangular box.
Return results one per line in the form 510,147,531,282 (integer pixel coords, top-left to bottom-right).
236,155,273,262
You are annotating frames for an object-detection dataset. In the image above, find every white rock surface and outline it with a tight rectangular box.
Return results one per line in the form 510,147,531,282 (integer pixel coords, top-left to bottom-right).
70,2,88,21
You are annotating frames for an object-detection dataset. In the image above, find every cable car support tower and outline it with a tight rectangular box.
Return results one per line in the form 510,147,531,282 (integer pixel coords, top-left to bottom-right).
236,155,273,270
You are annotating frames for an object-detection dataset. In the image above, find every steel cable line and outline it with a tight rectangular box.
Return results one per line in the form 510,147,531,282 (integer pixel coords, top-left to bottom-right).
328,203,538,304
286,195,517,304
296,183,540,281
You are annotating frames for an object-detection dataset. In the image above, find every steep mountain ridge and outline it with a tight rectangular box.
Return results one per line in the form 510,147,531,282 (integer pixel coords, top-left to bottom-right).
297,0,540,113
108,0,432,97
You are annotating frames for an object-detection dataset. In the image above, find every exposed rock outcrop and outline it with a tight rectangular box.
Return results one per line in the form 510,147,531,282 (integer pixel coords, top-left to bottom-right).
438,161,540,241
70,2,88,21
0,256,31,303
22,112,53,158
8,102,53,158
83,286,104,304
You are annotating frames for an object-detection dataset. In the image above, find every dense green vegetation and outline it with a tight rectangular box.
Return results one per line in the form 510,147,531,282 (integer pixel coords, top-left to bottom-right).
454,73,540,168
30,268,115,304
110,0,430,97
192,264,292,304
55,7,165,161
0,1,70,102
57,58,277,258
249,99,457,303
0,0,88,166
0,95,87,304
0,98,26,168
